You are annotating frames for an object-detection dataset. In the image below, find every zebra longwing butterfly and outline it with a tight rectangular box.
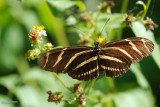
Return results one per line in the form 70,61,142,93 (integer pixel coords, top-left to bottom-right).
38,37,154,81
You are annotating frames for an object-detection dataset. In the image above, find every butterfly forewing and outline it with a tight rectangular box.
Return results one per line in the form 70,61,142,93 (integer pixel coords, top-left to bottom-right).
38,46,93,73
38,37,154,81
102,37,154,63
100,37,154,77
38,46,101,80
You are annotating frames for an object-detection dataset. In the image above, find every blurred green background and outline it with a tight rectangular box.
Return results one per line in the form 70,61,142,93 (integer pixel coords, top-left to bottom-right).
0,0,160,107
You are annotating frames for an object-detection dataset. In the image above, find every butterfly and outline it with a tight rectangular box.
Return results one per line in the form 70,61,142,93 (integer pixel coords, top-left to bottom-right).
38,37,154,81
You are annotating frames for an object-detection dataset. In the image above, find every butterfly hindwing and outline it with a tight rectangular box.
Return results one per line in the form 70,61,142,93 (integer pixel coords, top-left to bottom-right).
99,50,131,77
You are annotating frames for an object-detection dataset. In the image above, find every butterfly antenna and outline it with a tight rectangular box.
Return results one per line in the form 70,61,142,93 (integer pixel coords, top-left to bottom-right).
99,18,110,37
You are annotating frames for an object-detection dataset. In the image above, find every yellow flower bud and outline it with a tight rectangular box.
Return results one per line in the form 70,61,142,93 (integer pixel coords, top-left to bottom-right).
97,37,107,45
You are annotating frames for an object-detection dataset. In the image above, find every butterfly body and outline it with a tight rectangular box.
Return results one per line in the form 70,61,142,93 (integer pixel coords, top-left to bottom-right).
38,37,154,81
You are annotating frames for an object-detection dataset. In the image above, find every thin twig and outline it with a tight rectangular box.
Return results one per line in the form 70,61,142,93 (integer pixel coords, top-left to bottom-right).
86,96,98,103
53,72,70,91
94,10,101,22
84,81,89,92
85,79,96,94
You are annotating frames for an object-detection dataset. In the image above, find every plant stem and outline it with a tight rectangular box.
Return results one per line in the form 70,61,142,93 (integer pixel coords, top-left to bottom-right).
84,81,89,92
86,96,98,103
121,0,129,13
36,43,42,52
53,72,70,91
85,79,96,94
106,78,115,93
142,0,151,19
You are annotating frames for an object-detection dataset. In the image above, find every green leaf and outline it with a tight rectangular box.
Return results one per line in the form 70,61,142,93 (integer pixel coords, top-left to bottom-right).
47,0,85,12
14,86,64,107
131,21,160,69
0,24,24,71
114,88,155,107
23,67,76,99
15,86,40,107
20,10,40,30
76,1,86,12
66,16,77,26
0,74,18,90
36,2,69,46
0,95,14,107
47,0,75,11
130,63,149,88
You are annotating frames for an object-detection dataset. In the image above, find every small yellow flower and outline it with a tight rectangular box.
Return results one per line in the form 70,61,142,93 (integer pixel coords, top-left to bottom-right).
97,36,107,45
33,25,45,32
33,25,47,36
43,43,54,52
45,43,53,48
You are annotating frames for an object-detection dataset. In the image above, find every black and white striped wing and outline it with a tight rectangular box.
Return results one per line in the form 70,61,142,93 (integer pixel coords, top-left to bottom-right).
38,46,101,81
66,49,102,81
100,37,154,77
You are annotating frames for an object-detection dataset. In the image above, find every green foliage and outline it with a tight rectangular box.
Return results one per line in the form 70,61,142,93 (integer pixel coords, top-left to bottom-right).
114,88,155,107
0,0,159,107
47,0,85,12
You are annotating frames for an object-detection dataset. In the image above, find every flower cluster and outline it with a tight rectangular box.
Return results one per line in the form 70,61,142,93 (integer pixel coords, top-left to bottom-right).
78,93,86,106
143,17,158,31
80,12,92,22
26,25,53,60
100,1,115,13
73,82,86,106
73,82,82,93
28,25,47,46
47,91,64,104
25,49,41,60
125,14,135,25
124,14,158,30
124,1,158,31
78,34,92,46
44,43,53,51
